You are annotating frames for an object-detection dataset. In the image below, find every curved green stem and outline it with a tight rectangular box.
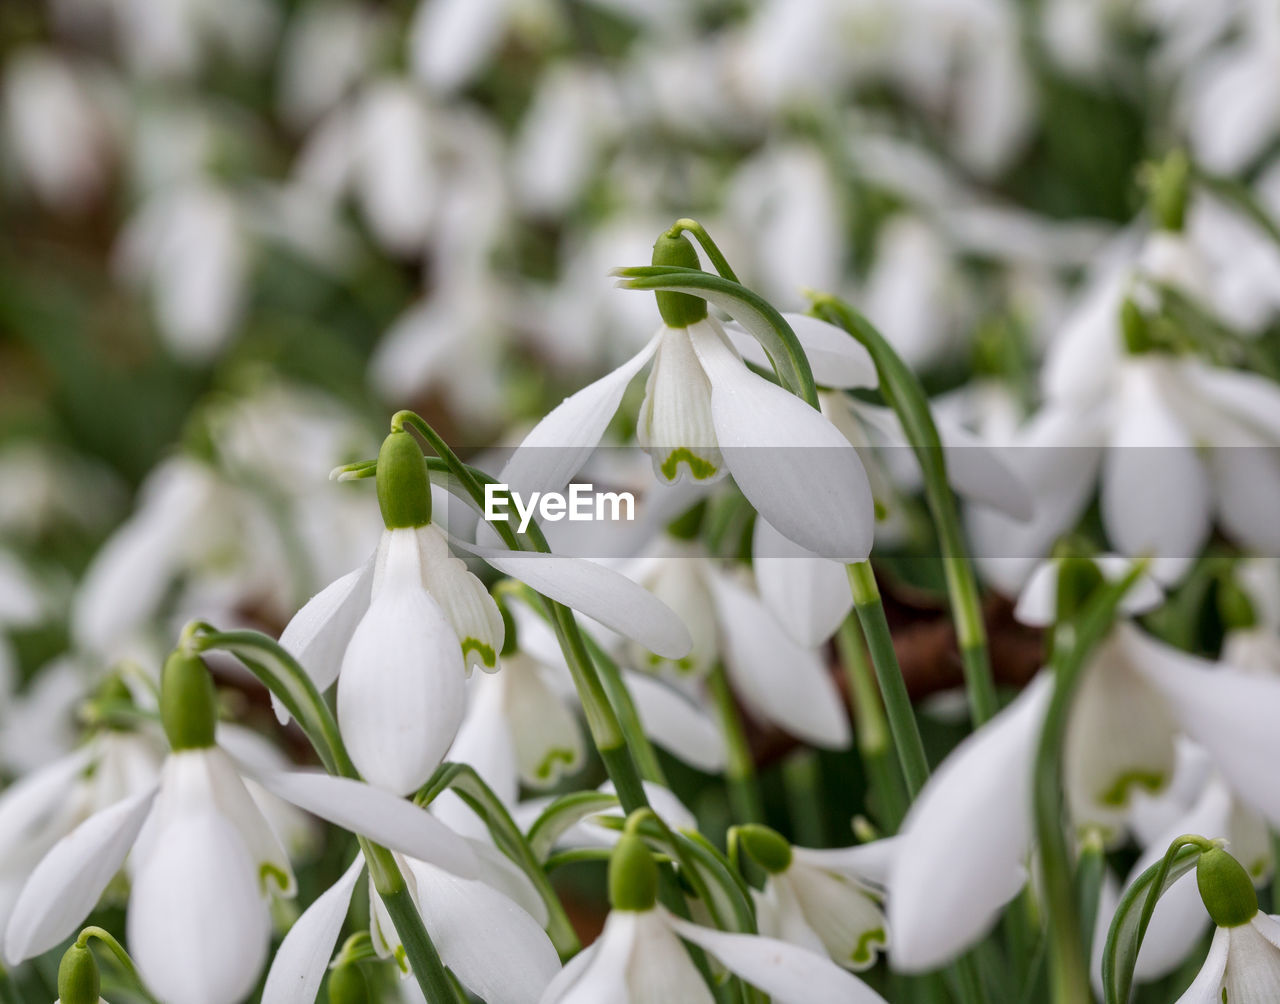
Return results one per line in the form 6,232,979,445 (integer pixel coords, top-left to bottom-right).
75,927,141,986
847,561,930,796
669,219,741,283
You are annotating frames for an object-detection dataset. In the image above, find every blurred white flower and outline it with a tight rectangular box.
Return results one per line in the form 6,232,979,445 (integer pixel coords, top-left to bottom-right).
277,3,385,130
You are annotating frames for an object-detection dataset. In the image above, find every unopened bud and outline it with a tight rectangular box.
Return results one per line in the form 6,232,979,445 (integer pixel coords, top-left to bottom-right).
1197,847,1258,928
160,650,218,751
376,431,432,530
652,231,708,328
328,962,371,1004
57,944,100,1004
609,832,659,912
738,824,793,874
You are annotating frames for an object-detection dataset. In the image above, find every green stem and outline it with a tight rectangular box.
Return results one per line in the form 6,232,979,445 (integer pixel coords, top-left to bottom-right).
836,614,907,831
75,927,142,986
847,561,930,796
372,871,465,1004
1076,830,1107,954
708,662,764,823
670,219,741,283
580,631,667,785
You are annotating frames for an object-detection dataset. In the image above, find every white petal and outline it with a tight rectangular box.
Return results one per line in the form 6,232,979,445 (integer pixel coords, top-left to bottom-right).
409,0,510,93
887,676,1052,971
252,770,482,878
1101,362,1210,583
670,912,890,1003
783,864,888,970
792,837,901,886
416,525,504,671
933,416,1035,522
542,910,636,1003
1173,925,1229,1004
1013,555,1164,628
262,857,363,1004
707,567,850,749
338,529,466,794
501,655,585,787
626,909,715,1002
499,334,660,499
198,747,295,896
630,549,719,677
752,517,852,647
129,812,269,1004
5,787,156,963
275,556,374,722
1180,363,1280,444
625,670,728,773
0,747,92,853
408,860,560,1004
687,319,875,561
451,537,692,660
464,838,548,926
1223,920,1280,1001
1129,630,1280,827
636,326,724,484
727,314,879,390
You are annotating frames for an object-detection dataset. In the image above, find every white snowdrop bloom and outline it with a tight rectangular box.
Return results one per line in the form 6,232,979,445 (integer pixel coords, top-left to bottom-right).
113,181,247,362
1178,0,1280,175
294,80,438,257
545,835,890,1004
407,0,552,95
745,826,898,972
281,431,690,793
501,255,880,562
726,143,847,308
0,658,93,778
887,674,1053,971
0,725,162,937
625,539,851,749
264,838,560,1004
276,3,385,130
1173,847,1280,1003
0,444,123,538
511,62,622,217
3,51,111,213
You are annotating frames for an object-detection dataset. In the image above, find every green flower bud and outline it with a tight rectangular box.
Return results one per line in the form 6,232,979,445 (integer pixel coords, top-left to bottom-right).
1197,847,1259,928
1218,578,1258,632
328,962,371,1004
160,650,218,751
738,824,793,874
58,944,100,1004
375,431,432,530
1055,555,1105,623
1120,298,1151,356
1146,151,1191,233
609,832,659,912
651,231,707,328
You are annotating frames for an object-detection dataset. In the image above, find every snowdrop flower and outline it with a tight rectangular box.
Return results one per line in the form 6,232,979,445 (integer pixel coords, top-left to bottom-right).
1174,846,1280,1002
276,3,385,130
739,824,896,971
3,51,111,214
627,537,851,749
407,0,552,95
501,231,879,562
264,835,560,1004
113,181,247,362
544,832,890,1003
282,429,690,793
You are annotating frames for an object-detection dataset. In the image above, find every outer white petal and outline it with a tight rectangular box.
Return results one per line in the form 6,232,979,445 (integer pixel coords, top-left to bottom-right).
932,415,1035,521
1101,362,1210,583
275,556,374,722
752,517,852,647
408,859,560,1004
1180,363,1280,444
452,537,692,660
416,524,504,671
498,333,660,500
338,528,466,794
129,812,269,1004
1129,630,1280,827
687,319,875,561
707,567,850,749
669,912,890,1003
625,670,727,773
726,315,878,390
0,747,92,853
464,838,548,926
541,910,636,1003
1173,925,1230,1004
199,747,295,896
792,837,901,887
409,0,510,93
1013,555,1164,628
262,856,363,1004
1222,919,1280,1001
252,770,482,878
626,908,715,1002
887,676,1053,971
5,787,156,963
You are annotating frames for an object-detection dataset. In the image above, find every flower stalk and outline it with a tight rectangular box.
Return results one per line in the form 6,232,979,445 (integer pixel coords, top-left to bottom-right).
708,661,764,824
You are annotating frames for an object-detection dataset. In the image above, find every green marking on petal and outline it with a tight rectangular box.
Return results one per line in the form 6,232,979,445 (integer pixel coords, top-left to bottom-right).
534,747,578,781
259,862,290,896
1099,770,1166,807
461,638,497,668
393,945,408,974
660,449,718,482
850,927,887,965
